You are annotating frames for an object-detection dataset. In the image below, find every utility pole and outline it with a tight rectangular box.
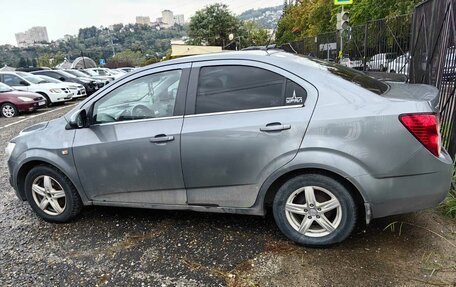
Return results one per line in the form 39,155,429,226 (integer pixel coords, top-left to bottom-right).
340,6,344,57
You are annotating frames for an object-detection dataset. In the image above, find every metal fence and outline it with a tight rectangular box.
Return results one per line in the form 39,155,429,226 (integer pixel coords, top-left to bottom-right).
282,14,413,73
281,1,456,159
410,0,456,158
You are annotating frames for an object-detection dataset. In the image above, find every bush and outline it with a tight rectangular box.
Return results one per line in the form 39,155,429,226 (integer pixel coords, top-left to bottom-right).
442,172,456,218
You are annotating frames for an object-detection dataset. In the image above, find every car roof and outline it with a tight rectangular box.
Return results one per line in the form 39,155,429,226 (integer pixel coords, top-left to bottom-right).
134,50,327,83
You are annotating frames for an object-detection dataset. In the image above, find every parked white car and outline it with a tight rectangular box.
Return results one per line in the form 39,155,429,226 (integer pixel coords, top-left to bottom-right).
0,72,72,105
86,68,122,80
36,75,87,98
367,53,397,71
387,52,410,75
339,57,363,70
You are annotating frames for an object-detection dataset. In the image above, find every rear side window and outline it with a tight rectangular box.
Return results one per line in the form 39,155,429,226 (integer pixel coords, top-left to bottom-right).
196,65,306,114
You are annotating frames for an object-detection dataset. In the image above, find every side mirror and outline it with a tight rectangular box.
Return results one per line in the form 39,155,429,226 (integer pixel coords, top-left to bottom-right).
19,80,29,86
59,77,66,81
66,109,88,130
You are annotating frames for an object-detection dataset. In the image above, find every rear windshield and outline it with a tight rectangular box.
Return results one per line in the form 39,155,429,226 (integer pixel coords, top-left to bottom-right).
310,58,389,95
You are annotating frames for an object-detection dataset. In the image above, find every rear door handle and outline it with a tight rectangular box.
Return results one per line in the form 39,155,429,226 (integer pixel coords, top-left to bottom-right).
149,134,174,143
260,123,291,132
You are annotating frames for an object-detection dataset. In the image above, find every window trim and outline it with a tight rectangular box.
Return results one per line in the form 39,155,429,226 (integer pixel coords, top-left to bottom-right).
186,62,307,116
185,104,303,118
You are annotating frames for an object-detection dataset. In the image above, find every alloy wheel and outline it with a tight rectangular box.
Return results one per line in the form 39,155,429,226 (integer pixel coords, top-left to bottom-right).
31,175,66,216
2,104,16,118
285,186,342,237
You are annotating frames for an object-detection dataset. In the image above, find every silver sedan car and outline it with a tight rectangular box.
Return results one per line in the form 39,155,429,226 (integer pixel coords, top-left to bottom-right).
5,51,453,246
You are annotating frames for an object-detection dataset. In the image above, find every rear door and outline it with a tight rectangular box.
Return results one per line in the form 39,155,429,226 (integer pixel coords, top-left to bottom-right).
181,60,318,208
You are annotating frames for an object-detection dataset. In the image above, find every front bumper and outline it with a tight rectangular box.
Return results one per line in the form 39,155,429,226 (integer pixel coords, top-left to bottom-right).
355,149,453,218
49,92,72,103
16,100,47,112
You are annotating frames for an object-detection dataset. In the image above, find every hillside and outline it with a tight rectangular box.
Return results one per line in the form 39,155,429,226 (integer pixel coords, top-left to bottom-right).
238,5,283,29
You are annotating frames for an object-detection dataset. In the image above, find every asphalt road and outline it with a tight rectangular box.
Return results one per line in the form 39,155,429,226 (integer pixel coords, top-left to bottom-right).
0,104,455,286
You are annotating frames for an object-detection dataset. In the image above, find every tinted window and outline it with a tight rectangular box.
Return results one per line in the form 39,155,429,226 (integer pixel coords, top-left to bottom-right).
93,70,181,123
3,74,23,86
196,66,295,114
285,79,307,105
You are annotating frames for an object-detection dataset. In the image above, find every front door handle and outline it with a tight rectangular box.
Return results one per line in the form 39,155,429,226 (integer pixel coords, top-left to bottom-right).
150,134,174,143
260,123,291,132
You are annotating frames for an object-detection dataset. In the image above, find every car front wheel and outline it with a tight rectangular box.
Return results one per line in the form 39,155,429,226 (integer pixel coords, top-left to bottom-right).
1,103,18,118
273,174,357,246
24,165,82,223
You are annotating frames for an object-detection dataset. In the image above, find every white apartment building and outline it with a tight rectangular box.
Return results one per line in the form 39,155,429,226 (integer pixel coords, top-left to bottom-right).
15,26,49,47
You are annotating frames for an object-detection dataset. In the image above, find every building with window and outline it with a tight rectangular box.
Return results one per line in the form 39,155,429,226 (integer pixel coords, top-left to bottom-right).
15,26,49,47
173,14,185,25
136,16,151,25
161,10,175,28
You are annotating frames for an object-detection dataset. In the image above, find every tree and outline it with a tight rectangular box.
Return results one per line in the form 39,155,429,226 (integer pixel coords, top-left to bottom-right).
188,3,240,47
276,0,421,44
18,57,27,67
105,49,145,68
239,21,269,47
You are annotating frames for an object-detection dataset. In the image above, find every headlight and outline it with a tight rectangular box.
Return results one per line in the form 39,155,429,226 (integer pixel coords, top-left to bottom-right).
18,97,34,102
5,142,16,160
49,88,62,93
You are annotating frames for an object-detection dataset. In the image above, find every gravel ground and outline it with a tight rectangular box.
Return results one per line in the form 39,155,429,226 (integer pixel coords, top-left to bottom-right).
0,104,455,286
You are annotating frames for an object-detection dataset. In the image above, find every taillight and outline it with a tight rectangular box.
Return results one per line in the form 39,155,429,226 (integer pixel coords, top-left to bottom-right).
399,113,441,157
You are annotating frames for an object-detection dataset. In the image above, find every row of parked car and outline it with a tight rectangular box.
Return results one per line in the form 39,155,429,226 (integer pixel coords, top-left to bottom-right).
0,67,135,118
340,47,456,77
340,52,401,71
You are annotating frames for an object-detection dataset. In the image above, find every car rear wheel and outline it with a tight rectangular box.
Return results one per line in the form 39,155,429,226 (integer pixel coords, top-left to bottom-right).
273,174,357,246
24,165,82,223
1,103,18,118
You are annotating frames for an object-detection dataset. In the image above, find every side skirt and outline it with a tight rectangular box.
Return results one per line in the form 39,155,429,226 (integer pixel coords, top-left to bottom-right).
90,200,266,216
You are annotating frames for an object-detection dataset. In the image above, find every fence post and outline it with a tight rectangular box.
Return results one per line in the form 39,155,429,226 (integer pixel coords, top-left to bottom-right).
363,23,368,71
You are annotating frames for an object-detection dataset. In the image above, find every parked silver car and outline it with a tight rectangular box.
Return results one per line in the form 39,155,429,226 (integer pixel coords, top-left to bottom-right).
5,51,453,246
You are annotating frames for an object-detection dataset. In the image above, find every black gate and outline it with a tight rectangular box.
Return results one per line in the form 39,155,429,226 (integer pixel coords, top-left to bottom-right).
410,0,456,159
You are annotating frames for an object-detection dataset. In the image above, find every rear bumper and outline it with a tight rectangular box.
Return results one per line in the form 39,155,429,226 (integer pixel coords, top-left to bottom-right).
354,149,453,219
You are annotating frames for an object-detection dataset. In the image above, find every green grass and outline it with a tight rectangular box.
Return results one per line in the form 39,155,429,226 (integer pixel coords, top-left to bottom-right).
441,172,456,218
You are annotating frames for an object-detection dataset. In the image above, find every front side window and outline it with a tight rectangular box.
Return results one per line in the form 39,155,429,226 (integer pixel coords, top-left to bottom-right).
93,70,181,124
196,65,305,114
3,74,23,86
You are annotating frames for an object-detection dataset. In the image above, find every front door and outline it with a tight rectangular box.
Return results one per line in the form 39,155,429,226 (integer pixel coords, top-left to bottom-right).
2,74,30,91
181,61,317,208
72,66,189,205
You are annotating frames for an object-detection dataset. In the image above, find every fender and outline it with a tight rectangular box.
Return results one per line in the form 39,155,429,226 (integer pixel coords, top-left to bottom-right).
252,148,372,210
13,148,90,204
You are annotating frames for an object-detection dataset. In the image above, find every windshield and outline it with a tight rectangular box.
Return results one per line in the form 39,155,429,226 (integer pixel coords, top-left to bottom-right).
58,70,77,79
310,58,389,95
37,75,60,84
15,72,47,84
84,70,98,76
0,82,13,92
66,70,89,77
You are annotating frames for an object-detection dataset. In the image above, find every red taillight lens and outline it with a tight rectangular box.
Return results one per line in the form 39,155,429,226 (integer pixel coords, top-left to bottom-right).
399,113,441,157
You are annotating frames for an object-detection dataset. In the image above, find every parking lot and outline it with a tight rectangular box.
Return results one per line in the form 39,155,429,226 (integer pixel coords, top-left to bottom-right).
0,104,455,286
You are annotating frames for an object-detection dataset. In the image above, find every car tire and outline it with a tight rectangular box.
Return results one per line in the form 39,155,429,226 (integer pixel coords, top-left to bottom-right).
37,92,52,106
24,165,82,223
273,174,357,246
1,103,18,118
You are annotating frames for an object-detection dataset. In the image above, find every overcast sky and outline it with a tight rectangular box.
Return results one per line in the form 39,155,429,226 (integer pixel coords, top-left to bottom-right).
1,0,282,45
